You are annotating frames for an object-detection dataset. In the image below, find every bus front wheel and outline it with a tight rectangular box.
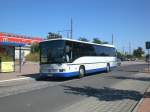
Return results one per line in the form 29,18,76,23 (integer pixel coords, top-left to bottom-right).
106,63,110,72
79,66,85,78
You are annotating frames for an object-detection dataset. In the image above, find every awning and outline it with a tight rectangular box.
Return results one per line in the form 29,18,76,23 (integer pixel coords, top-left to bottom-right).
0,42,26,47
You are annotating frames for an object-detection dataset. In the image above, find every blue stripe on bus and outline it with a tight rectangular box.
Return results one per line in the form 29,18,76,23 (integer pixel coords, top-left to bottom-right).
53,72,79,77
86,67,106,74
41,67,107,78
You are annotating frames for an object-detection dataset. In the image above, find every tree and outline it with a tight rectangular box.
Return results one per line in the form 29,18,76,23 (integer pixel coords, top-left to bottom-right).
31,43,40,53
92,38,109,44
26,43,40,62
92,38,102,44
47,32,62,39
133,47,144,58
102,41,109,44
78,37,89,42
117,51,124,58
126,54,133,59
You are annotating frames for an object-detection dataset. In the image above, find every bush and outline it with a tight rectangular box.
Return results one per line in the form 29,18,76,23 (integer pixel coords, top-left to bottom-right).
0,53,13,62
25,53,40,62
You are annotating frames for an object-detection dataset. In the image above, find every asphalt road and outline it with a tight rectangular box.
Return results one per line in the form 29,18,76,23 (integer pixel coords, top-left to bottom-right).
0,64,150,112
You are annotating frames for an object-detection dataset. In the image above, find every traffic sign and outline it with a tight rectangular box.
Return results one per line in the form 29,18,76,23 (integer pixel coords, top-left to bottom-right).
146,41,150,49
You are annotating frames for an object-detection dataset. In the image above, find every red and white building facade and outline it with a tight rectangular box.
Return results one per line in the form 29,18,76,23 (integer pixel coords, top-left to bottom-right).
0,32,43,44
0,32,43,59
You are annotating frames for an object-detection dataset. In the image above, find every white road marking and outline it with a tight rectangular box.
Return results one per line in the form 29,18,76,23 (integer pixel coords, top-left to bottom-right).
0,77,30,83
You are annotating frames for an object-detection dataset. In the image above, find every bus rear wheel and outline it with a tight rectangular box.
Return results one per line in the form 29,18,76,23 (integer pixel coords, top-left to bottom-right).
79,66,85,78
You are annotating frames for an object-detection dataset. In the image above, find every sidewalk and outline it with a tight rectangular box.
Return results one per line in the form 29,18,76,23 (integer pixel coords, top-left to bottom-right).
135,85,150,112
0,62,40,81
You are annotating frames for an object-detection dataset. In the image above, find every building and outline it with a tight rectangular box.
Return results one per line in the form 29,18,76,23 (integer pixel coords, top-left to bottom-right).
0,32,43,72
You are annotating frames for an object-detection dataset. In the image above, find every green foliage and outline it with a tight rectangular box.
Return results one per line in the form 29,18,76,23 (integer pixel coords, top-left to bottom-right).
92,38,102,44
78,37,89,42
47,32,62,39
133,47,144,58
27,43,40,62
92,38,108,44
0,53,13,62
102,41,109,44
126,54,134,59
25,53,39,62
117,51,124,58
31,43,40,53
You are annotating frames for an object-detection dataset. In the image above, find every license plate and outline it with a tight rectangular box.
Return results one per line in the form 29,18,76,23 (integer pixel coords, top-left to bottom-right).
48,73,53,76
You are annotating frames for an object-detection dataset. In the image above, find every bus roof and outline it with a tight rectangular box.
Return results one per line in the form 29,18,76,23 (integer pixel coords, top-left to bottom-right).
41,38,115,48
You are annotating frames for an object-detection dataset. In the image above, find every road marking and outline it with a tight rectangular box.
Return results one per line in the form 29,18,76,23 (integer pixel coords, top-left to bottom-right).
0,77,30,83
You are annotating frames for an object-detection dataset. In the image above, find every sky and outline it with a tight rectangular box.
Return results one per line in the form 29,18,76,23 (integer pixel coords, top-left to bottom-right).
0,0,150,53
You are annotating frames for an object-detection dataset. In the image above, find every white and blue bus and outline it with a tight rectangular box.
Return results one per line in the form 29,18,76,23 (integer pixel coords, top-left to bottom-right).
39,38,117,78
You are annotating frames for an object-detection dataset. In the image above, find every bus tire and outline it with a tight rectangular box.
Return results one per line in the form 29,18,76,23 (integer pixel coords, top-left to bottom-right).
106,63,110,72
79,66,85,78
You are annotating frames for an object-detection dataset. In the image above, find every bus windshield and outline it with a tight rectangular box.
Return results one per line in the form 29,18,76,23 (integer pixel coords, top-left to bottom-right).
40,40,65,64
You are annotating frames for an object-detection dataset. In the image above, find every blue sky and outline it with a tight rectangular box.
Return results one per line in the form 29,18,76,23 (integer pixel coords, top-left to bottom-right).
0,0,150,52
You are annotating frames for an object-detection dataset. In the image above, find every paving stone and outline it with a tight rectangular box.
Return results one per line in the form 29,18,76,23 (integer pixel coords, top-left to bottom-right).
59,73,150,112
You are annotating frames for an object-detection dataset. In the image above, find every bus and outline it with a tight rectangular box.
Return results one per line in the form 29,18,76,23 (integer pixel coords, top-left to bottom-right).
39,38,117,78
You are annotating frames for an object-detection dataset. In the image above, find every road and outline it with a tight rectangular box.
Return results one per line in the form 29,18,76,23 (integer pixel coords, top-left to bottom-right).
0,64,150,112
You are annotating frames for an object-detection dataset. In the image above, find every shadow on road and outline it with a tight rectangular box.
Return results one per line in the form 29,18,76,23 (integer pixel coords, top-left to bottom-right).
21,73,76,82
21,71,107,82
110,76,150,82
62,86,142,101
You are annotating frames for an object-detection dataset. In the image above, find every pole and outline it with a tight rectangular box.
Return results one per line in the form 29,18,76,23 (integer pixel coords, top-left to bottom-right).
67,31,69,38
70,18,73,39
148,49,150,72
112,34,114,45
19,46,21,73
13,46,15,72
129,42,131,55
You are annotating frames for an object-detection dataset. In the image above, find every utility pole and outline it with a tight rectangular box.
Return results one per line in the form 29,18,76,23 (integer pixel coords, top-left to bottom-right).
148,49,150,71
67,31,69,38
129,42,131,55
70,18,73,39
112,33,114,45
122,46,125,54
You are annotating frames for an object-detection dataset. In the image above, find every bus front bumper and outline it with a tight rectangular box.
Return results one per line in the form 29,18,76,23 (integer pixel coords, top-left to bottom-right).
40,71,79,78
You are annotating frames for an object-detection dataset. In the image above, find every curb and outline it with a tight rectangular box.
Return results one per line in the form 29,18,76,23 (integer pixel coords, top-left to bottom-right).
132,98,144,112
0,77,31,83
